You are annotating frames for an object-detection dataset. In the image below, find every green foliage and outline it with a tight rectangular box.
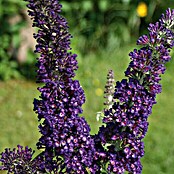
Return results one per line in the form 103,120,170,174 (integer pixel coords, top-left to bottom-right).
0,0,27,80
62,0,137,54
0,33,21,80
62,0,174,54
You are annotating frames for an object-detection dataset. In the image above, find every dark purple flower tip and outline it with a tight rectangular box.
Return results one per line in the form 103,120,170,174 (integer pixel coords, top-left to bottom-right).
137,35,149,45
160,8,174,26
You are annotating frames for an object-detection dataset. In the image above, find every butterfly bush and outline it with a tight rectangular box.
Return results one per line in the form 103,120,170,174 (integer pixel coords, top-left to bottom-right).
0,0,174,173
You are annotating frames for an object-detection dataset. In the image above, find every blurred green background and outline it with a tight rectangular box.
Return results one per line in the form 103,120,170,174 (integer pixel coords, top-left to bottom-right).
0,0,174,173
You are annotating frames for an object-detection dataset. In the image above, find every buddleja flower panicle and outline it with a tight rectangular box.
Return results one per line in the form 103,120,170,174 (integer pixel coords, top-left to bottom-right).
104,70,115,110
24,0,95,173
92,8,174,174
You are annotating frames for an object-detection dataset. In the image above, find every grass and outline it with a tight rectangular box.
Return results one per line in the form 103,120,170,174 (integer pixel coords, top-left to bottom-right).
0,45,174,173
0,80,40,151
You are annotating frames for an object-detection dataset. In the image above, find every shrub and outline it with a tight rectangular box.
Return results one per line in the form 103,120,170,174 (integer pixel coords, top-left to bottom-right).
0,0,173,173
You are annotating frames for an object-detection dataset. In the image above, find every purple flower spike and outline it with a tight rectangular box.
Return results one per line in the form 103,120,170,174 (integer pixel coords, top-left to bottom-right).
25,0,95,173
91,8,174,173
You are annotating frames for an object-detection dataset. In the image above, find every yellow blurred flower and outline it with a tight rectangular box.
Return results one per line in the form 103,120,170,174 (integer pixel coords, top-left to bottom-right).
136,2,148,17
95,88,103,96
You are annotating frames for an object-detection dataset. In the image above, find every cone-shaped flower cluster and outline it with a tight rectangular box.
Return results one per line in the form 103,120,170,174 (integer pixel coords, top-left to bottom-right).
0,0,174,173
92,8,174,173
103,70,115,110
26,0,95,173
